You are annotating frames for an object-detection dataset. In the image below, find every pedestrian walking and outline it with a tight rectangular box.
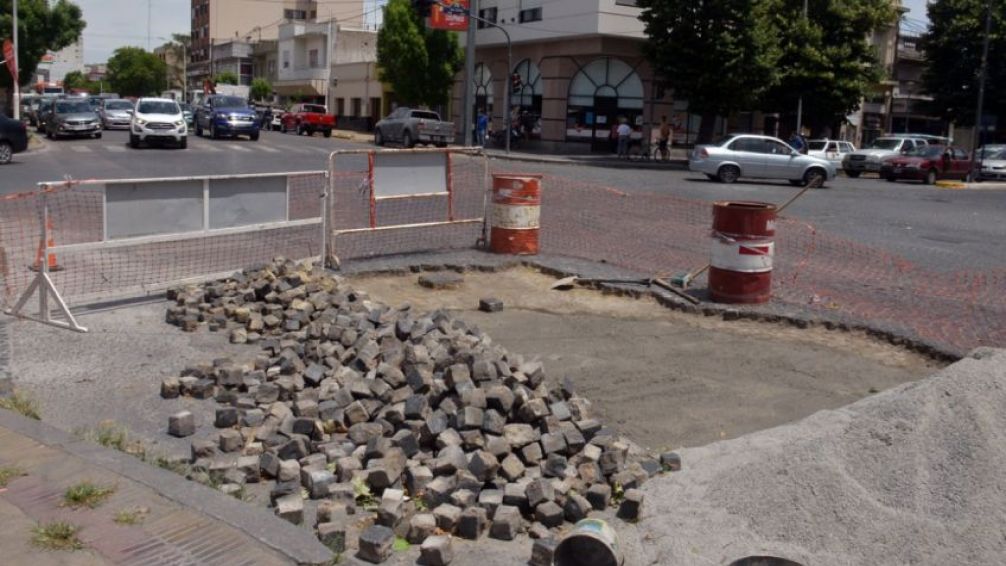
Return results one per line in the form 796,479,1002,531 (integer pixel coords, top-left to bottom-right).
476,109,489,146
617,119,632,159
788,131,806,153
658,115,672,160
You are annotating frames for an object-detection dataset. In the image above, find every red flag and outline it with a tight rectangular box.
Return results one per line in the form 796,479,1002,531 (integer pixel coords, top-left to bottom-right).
2,40,16,84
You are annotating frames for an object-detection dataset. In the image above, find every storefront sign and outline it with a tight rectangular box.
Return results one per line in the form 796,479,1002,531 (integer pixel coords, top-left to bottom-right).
429,0,469,31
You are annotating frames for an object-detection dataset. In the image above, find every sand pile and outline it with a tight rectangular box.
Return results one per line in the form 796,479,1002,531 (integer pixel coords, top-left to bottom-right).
628,347,1006,566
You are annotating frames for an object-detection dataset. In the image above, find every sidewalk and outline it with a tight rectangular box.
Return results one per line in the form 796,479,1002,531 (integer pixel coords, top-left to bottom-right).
0,408,333,566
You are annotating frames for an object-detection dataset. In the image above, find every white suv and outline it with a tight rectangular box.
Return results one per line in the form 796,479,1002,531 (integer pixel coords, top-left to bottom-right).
130,98,187,149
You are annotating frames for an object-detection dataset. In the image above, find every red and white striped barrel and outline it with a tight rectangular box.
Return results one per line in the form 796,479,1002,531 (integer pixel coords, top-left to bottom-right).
708,201,777,304
490,174,542,255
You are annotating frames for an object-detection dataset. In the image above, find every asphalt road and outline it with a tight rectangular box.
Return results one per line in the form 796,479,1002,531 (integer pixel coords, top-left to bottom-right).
4,131,1004,272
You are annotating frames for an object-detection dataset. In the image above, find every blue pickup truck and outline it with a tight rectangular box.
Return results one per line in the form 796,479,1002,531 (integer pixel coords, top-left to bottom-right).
194,95,260,141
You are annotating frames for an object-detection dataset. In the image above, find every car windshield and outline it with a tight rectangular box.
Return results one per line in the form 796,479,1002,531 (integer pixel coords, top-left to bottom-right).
214,96,247,108
137,101,179,114
55,100,92,113
303,104,327,113
867,139,902,150
105,100,133,110
808,141,827,151
982,148,1006,160
905,146,944,158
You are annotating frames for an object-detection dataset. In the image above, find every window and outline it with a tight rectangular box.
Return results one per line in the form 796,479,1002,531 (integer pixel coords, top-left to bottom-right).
310,10,316,19
352,98,362,117
765,140,793,155
284,9,307,20
336,98,345,116
411,111,440,120
730,138,763,153
267,60,276,75
309,49,319,67
477,7,497,28
519,7,542,23
615,0,639,5
282,50,290,69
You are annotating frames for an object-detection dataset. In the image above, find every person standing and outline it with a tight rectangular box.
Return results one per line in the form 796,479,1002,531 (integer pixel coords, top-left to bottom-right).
788,131,806,153
617,119,632,159
476,109,489,146
658,115,672,160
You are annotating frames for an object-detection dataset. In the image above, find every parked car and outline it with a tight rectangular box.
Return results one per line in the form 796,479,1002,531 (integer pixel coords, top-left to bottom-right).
179,103,194,128
879,145,972,184
271,113,283,131
19,94,39,123
280,103,336,137
842,136,930,177
45,97,102,139
130,97,187,149
807,139,855,165
99,99,135,129
194,95,259,140
34,96,59,132
0,111,29,165
976,145,1006,181
374,107,455,148
689,133,837,187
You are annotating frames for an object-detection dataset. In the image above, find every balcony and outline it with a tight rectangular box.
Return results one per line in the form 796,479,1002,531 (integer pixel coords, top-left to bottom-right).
277,66,327,82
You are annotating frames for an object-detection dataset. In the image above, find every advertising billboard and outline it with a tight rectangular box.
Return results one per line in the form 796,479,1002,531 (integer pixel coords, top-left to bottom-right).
429,0,469,31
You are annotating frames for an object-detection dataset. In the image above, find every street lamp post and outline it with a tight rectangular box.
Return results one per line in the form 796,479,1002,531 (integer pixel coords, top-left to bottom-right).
12,0,19,120
971,0,992,179
795,0,808,137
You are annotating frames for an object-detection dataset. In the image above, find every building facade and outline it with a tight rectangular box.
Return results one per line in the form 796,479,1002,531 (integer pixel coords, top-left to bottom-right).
889,34,944,137
154,44,186,92
451,0,668,152
42,39,85,85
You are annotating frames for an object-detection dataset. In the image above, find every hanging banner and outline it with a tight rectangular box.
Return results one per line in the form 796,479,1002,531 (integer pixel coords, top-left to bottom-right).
429,0,469,31
3,40,17,84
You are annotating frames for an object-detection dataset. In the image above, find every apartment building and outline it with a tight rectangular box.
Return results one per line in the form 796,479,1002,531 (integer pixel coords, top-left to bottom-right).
42,39,85,85
188,0,321,90
889,34,944,137
451,0,664,152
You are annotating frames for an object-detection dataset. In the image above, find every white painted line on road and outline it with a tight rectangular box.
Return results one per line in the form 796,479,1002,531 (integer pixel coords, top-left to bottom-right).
229,145,253,152
69,146,92,153
256,145,280,153
196,144,223,152
106,146,127,153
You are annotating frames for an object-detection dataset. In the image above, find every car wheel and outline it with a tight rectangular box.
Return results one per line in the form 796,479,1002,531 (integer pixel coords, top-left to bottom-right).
129,134,140,149
250,132,260,141
179,138,188,149
845,170,860,178
803,168,826,188
717,164,740,184
298,124,307,136
924,169,937,185
374,129,384,146
402,131,413,149
210,123,219,139
886,176,898,182
788,180,804,186
46,129,53,139
705,174,719,182
0,141,12,165
323,129,332,138
94,133,102,139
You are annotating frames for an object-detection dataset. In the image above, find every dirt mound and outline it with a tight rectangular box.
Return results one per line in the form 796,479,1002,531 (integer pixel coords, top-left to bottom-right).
630,348,1006,565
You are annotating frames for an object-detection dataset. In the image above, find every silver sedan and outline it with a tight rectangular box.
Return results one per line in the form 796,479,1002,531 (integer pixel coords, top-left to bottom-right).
99,99,135,130
689,134,837,187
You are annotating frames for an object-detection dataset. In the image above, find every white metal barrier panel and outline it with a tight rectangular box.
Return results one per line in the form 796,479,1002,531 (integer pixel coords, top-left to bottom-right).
326,147,489,263
1,171,327,332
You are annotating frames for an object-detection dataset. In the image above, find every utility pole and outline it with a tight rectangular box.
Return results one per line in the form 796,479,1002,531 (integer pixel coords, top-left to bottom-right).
792,0,808,137
971,0,993,178
12,0,19,120
460,0,478,147
147,0,152,50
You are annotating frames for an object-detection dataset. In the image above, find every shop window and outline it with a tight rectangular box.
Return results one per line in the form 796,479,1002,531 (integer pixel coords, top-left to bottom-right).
352,98,362,117
511,59,543,139
519,7,542,23
336,98,345,116
473,63,495,120
566,57,645,149
478,7,498,28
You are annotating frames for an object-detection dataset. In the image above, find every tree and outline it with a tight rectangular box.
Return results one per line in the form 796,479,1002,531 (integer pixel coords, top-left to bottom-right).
62,70,98,92
638,0,781,142
921,0,1006,127
377,0,464,108
0,0,86,90
759,0,899,135
215,71,238,85
250,78,272,101
106,47,167,97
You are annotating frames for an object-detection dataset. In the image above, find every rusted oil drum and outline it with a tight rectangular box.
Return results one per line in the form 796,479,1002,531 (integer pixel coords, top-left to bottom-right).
490,174,541,255
708,201,777,304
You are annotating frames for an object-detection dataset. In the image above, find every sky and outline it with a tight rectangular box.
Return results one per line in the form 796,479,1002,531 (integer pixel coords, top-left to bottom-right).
74,0,924,64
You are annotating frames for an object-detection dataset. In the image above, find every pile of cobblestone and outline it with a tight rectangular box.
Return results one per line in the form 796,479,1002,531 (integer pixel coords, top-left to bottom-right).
162,259,678,564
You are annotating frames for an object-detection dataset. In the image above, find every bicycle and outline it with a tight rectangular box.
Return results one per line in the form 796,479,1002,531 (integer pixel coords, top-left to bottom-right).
651,140,672,162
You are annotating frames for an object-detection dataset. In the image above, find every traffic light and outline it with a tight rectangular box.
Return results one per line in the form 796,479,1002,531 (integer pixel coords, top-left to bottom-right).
412,0,434,18
511,73,521,94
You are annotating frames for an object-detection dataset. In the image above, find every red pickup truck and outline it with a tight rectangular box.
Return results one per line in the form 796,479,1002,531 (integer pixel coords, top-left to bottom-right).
280,103,336,138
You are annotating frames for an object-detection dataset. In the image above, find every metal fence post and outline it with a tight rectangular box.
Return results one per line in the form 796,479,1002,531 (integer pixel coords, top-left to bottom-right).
321,168,331,269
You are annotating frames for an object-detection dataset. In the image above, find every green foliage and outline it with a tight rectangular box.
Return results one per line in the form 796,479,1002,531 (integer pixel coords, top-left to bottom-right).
377,0,464,108
107,47,167,97
215,71,239,85
638,0,781,141
760,0,899,133
352,476,378,510
63,482,115,509
250,78,273,101
113,507,149,525
0,390,40,420
0,0,86,90
921,0,1006,126
392,536,411,552
31,521,84,551
0,465,26,487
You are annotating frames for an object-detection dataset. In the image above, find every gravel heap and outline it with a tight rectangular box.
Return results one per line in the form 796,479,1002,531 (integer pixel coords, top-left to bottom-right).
162,259,676,564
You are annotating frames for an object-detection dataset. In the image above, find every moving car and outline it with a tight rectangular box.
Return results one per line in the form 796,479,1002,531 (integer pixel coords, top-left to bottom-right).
34,96,59,132
975,146,1006,181
130,97,187,149
689,133,837,187
280,103,336,137
194,95,260,140
0,111,29,165
99,99,135,130
842,136,930,177
374,107,455,148
45,97,102,139
807,139,855,165
879,145,972,184
179,103,194,128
